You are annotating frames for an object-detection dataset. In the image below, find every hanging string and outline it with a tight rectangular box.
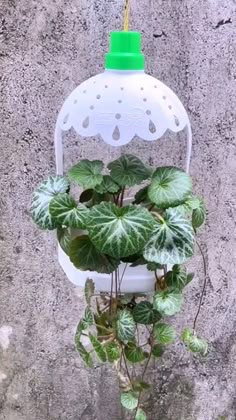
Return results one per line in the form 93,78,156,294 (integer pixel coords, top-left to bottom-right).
124,0,130,31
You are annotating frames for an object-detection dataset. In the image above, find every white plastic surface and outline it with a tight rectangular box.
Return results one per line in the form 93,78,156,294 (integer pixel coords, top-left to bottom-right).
57,70,191,148
58,244,159,293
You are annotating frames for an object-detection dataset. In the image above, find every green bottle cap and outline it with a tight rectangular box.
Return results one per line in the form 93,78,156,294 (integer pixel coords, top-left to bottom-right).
105,31,145,70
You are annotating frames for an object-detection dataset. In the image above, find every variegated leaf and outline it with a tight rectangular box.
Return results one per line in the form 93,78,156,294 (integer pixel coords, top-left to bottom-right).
108,154,151,187
31,176,69,230
143,208,195,265
153,289,183,316
95,175,120,194
153,323,176,344
165,265,188,290
87,202,155,258
132,301,161,325
116,310,136,343
148,167,192,208
49,193,89,228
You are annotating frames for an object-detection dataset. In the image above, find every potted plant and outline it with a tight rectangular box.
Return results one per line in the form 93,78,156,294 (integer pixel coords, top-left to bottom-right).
31,154,207,419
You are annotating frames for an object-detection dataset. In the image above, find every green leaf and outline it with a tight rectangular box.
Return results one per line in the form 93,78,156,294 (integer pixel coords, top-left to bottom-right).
57,227,72,255
165,265,188,290
192,198,206,229
143,208,195,265
105,342,121,362
84,279,95,305
154,323,176,345
148,167,192,208
135,408,147,420
69,235,119,274
75,340,93,367
186,272,195,285
116,310,136,343
153,289,183,316
120,391,138,410
134,186,150,204
182,328,208,355
146,262,163,271
87,202,155,258
133,380,150,392
95,175,120,194
31,176,70,230
68,160,104,189
132,301,161,325
108,154,151,187
152,344,165,357
49,193,89,228
175,195,202,215
124,342,146,363
89,334,107,362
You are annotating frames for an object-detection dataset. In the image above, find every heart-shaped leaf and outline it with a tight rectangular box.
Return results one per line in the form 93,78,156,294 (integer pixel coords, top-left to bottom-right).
105,342,121,362
108,154,151,187
132,301,161,325
143,208,195,265
175,195,202,215
49,193,89,228
116,310,136,343
68,160,104,188
165,265,188,290
69,235,119,274
31,176,70,230
153,289,183,316
154,323,176,344
87,202,155,258
124,342,146,363
89,334,107,362
148,167,192,208
120,392,138,410
95,175,120,194
192,198,206,229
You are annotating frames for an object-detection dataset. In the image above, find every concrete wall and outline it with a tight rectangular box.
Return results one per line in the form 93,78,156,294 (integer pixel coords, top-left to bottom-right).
0,1,236,419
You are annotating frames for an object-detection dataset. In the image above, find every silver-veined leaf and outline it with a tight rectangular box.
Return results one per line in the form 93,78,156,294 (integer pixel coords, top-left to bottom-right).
120,391,138,410
68,160,104,188
165,265,188,290
192,198,206,229
82,306,94,329
154,323,176,345
84,279,95,306
69,235,119,274
116,310,136,343
108,154,151,187
132,301,161,325
124,342,146,363
135,408,147,420
148,167,192,208
49,193,89,228
153,289,183,316
143,208,195,265
174,195,202,215
31,176,70,230
152,344,165,357
75,340,93,367
95,175,120,194
89,334,107,362
105,342,121,362
57,227,72,255
87,202,155,258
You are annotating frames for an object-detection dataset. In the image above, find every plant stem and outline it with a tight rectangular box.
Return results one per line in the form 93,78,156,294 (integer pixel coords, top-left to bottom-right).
121,348,133,386
193,240,207,332
120,187,126,207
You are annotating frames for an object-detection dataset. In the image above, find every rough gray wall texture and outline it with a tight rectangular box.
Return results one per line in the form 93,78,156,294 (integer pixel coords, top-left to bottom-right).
0,0,236,419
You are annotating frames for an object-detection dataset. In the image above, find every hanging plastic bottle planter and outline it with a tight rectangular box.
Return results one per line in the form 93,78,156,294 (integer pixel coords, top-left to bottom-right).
51,31,194,293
